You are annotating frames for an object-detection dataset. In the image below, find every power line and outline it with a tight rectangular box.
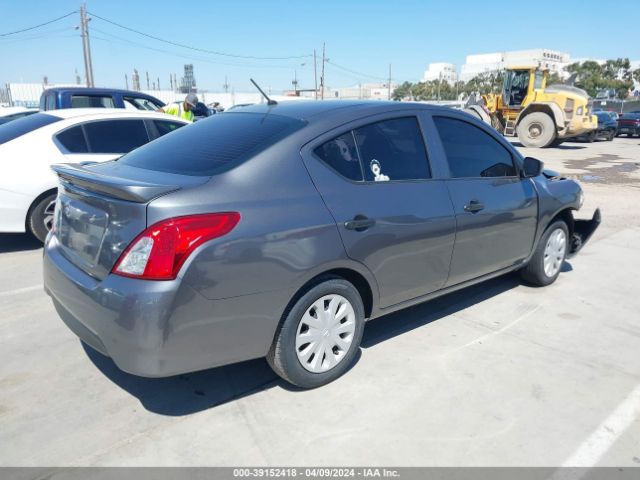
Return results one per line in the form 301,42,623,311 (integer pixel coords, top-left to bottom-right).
88,11,312,60
90,28,306,70
0,11,76,37
325,59,388,82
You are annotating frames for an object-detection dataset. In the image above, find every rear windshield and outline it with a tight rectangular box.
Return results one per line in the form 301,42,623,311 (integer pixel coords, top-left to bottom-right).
0,113,61,145
118,112,306,176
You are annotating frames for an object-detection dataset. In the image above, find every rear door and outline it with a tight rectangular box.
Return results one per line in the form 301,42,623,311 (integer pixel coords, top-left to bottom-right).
430,114,538,286
302,112,456,309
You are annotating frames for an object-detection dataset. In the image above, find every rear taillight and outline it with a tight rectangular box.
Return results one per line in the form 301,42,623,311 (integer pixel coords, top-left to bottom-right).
112,212,240,280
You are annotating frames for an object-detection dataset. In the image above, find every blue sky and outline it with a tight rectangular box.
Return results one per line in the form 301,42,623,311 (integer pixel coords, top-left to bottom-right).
1,0,638,92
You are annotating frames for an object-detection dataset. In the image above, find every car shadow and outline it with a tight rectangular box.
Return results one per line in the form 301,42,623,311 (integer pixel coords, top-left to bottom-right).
83,270,554,416
0,233,41,254
83,343,282,416
361,273,521,348
511,141,586,150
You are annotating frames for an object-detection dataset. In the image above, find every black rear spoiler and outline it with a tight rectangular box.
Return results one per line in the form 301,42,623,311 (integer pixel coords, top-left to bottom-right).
51,163,180,203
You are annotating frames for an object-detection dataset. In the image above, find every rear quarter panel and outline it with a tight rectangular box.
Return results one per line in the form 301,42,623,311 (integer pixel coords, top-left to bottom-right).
147,135,364,303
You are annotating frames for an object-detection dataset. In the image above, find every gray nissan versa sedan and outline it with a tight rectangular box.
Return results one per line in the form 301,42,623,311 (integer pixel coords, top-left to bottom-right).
43,101,600,388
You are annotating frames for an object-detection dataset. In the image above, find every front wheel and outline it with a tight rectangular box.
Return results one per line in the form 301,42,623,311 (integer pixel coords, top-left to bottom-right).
516,112,556,148
267,278,365,388
28,193,57,243
520,221,569,287
607,130,615,141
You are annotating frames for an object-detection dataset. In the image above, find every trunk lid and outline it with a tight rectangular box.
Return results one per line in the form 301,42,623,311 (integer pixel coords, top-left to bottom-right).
52,162,208,280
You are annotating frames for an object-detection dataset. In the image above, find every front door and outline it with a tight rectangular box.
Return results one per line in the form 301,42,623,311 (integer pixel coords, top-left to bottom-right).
302,114,456,308
431,115,538,287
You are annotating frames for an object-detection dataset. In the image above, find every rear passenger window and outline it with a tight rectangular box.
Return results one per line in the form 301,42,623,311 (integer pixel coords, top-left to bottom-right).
314,132,363,181
354,117,430,182
84,120,149,154
70,95,115,108
56,126,88,153
434,116,517,178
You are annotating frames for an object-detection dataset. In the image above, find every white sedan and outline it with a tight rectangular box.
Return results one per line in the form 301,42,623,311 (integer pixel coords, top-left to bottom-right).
0,109,190,242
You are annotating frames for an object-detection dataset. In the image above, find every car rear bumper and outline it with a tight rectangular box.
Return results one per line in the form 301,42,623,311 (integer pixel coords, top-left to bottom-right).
43,236,287,377
567,208,601,259
617,125,640,135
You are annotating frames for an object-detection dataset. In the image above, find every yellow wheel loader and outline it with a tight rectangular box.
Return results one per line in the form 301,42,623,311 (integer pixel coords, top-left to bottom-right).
465,66,598,148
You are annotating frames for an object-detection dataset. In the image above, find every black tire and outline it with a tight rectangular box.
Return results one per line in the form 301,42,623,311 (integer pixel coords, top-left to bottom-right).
520,221,569,287
516,112,556,148
267,277,365,389
28,193,57,243
587,130,597,143
607,130,615,141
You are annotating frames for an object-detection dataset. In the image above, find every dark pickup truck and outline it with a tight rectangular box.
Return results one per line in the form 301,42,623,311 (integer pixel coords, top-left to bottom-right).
39,87,165,112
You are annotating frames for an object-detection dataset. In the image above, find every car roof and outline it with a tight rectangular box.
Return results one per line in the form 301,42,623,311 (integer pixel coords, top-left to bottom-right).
45,108,187,121
235,100,440,123
43,87,158,97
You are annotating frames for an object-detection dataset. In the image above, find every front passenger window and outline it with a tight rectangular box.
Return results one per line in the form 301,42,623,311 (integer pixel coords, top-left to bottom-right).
433,116,517,178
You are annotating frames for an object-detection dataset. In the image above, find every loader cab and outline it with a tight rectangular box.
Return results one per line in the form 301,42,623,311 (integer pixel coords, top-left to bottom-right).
502,68,546,108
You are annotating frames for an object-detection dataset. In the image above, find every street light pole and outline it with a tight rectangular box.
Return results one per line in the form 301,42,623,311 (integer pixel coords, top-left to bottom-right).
321,43,326,100
79,4,94,87
313,49,318,100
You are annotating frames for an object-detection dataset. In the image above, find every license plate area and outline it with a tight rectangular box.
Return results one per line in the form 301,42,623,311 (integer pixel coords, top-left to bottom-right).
58,193,108,268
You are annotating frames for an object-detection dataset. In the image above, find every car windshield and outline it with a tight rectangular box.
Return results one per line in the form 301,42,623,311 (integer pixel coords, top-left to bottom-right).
0,113,62,145
118,112,307,176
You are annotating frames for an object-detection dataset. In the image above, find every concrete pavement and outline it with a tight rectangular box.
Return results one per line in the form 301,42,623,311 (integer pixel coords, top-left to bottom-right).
0,138,639,466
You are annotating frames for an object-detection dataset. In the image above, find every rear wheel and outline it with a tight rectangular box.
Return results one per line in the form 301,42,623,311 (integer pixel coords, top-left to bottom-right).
587,130,597,143
516,112,556,148
267,278,365,388
520,221,568,287
28,193,57,243
607,130,615,141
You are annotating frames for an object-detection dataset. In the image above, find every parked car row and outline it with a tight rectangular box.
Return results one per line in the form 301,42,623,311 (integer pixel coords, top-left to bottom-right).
574,110,640,142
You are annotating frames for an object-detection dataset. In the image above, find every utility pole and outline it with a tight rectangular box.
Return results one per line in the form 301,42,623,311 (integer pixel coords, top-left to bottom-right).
320,43,326,100
146,71,150,90
125,74,128,90
292,70,298,95
223,76,229,93
157,77,160,90
388,64,392,100
78,4,94,87
313,49,318,100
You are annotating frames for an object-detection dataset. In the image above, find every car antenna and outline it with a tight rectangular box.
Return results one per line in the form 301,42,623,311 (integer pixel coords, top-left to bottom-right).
250,78,277,106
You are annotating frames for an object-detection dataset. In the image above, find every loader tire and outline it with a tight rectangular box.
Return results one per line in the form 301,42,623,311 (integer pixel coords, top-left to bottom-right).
516,112,556,148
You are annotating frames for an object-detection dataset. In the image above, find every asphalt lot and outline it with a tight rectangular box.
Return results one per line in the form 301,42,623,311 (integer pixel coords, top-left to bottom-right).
1,137,639,466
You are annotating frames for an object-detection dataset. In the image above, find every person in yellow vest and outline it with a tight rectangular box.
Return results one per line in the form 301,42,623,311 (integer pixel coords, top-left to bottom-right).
160,93,198,122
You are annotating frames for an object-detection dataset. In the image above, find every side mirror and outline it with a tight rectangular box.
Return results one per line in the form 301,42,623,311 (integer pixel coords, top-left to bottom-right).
522,157,544,178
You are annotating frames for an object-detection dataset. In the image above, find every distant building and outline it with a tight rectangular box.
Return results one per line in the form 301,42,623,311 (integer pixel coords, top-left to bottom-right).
285,82,398,100
460,49,570,81
423,63,458,84
179,64,197,93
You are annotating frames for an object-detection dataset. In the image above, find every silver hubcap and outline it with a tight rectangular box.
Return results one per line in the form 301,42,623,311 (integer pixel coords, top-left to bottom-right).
543,228,566,277
43,200,56,232
295,294,356,373
528,122,543,138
